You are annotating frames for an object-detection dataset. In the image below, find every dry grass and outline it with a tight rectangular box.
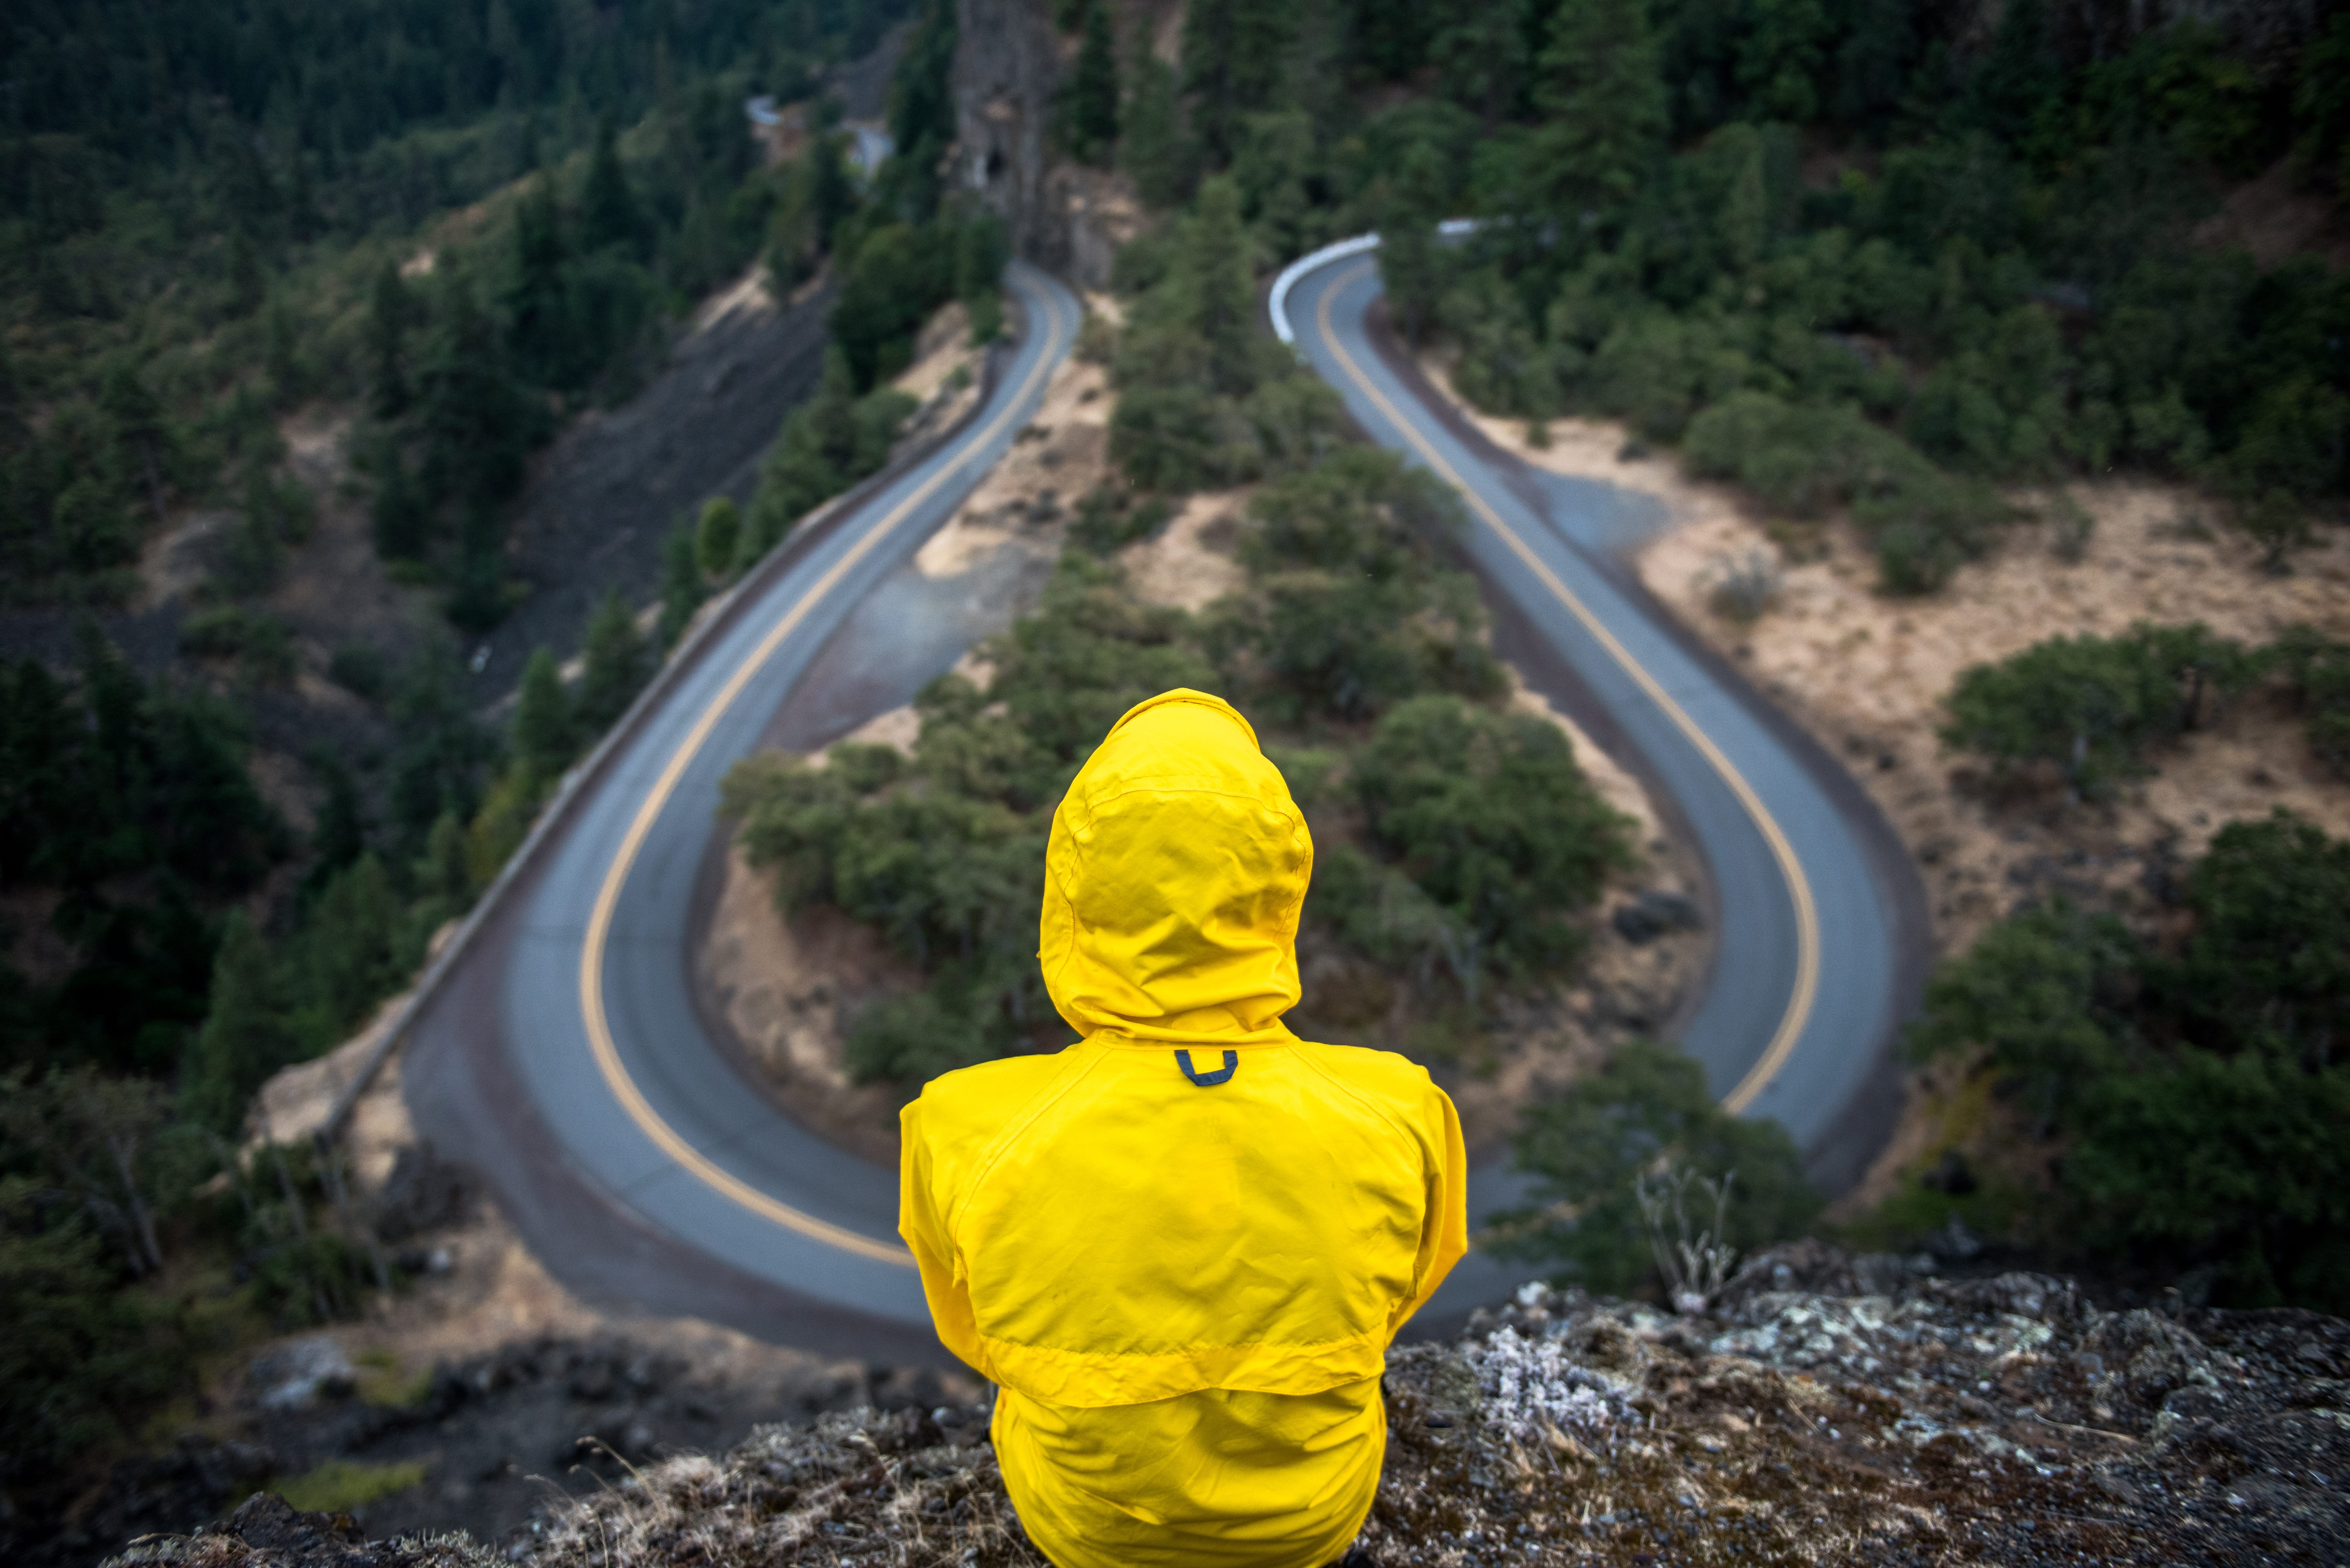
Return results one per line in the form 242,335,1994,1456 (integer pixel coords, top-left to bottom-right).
524,1408,1046,1568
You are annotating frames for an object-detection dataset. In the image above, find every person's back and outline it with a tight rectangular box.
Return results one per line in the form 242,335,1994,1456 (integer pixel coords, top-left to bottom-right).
900,689,1467,1568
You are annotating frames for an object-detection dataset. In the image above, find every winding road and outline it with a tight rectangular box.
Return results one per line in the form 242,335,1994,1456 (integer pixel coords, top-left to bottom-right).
401,246,1926,1363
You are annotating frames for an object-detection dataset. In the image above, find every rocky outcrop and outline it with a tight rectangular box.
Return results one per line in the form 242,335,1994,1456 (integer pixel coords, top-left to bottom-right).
107,1243,2350,1565
953,0,1065,264
951,0,1142,287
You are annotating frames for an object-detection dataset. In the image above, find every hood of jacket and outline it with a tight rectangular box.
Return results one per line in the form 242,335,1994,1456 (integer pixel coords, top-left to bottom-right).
1039,689,1311,1044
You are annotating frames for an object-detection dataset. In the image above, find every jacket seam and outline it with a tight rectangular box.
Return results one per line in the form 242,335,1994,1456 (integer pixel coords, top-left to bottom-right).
948,1049,1110,1234
1292,1052,1435,1296
979,1327,1385,1359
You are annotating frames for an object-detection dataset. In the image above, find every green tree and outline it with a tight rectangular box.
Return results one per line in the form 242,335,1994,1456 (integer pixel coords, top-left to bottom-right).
0,1177,189,1472
1378,141,1454,344
182,913,300,1134
226,228,265,318
1065,0,1122,163
2069,1046,2350,1310
506,175,572,388
512,647,575,783
1940,623,2255,796
299,853,402,1038
581,115,644,256
367,261,415,418
98,363,171,530
1180,0,1294,163
695,495,742,579
660,517,709,648
1736,0,1832,123
1430,0,1530,122
575,588,649,734
1494,1040,1820,1294
2157,810,2350,1066
1904,899,2138,1128
416,274,531,513
1531,0,1668,217
1121,49,1195,210
1352,696,1634,989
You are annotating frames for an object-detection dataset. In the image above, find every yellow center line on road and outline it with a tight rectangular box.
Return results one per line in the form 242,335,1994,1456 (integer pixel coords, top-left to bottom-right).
1315,260,1818,1113
576,287,1072,1265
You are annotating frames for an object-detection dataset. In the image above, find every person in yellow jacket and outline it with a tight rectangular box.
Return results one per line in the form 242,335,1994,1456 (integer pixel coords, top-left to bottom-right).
899,688,1468,1568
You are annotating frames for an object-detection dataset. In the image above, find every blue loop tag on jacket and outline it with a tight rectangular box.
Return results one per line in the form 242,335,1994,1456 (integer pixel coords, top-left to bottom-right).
1174,1049,1239,1087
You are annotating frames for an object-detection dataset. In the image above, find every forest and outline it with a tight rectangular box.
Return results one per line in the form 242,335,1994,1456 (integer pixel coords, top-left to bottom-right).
0,0,1019,1498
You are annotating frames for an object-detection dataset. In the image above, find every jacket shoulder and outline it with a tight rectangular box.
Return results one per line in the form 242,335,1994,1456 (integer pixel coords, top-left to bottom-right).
1291,1040,1450,1122
902,1051,1080,1155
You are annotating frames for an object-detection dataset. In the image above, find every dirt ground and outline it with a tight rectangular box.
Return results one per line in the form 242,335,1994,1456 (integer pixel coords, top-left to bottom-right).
1413,347,2350,1205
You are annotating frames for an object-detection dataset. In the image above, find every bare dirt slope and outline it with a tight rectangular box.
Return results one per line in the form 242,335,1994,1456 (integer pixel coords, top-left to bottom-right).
468,268,838,699
1415,350,2350,964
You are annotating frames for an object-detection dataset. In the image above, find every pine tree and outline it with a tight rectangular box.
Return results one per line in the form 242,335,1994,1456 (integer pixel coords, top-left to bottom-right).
99,364,171,529
512,647,575,783
1432,0,1531,123
182,914,298,1134
660,520,709,649
1379,141,1454,344
694,496,741,579
264,291,303,406
367,262,414,418
417,275,529,511
1533,0,1668,216
1120,50,1193,210
226,228,265,318
507,175,571,388
582,115,643,255
1176,177,1259,397
1068,0,1121,163
575,588,648,733
369,441,428,561
1180,0,1294,164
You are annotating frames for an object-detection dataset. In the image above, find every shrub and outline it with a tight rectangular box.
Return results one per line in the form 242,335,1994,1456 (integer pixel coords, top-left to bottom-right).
1939,621,2256,794
0,1177,190,1470
1904,899,2139,1127
2272,625,2350,775
843,989,995,1085
1353,696,1635,989
1492,1040,1820,1295
1681,391,1922,518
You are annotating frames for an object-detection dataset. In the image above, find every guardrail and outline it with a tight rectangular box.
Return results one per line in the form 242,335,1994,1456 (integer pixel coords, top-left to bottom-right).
1266,221,1477,350
312,301,1022,1146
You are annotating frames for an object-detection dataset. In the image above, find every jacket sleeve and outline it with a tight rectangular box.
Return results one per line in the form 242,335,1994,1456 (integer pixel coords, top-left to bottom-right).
898,1100,987,1374
1385,1079,1469,1340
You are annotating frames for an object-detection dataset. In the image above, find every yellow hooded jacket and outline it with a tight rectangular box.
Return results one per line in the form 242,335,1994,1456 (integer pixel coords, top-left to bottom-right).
899,690,1468,1568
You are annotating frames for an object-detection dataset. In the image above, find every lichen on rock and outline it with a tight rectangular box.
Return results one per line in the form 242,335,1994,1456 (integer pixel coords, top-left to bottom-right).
109,1244,2350,1566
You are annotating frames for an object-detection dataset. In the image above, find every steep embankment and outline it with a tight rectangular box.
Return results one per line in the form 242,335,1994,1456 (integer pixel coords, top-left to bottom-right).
106,1246,2350,1566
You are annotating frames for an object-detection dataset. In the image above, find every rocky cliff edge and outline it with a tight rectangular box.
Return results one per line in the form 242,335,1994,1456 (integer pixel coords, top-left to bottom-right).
102,1242,2350,1566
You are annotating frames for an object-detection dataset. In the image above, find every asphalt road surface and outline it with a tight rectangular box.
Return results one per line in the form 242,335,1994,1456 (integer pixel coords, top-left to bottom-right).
404,248,1926,1361
1277,243,1927,1204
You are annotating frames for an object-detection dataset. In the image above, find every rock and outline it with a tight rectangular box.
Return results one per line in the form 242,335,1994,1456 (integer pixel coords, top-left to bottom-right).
1611,889,1704,944
1927,1212,1983,1262
222,1493,364,1553
374,1142,473,1242
248,1336,356,1411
